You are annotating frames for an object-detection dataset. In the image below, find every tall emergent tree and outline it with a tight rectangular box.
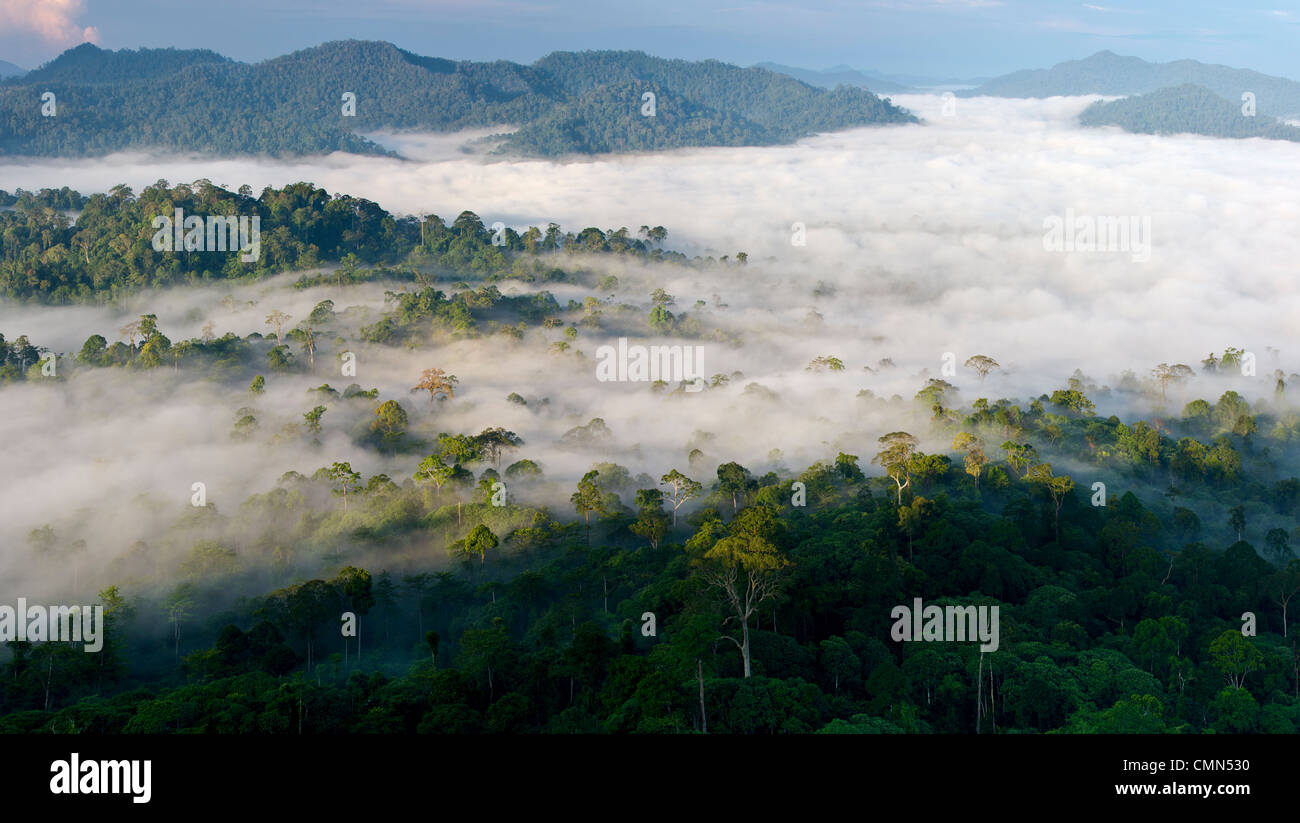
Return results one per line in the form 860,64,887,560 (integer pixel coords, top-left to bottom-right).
694,506,788,678
873,432,918,505
660,469,702,526
413,368,458,407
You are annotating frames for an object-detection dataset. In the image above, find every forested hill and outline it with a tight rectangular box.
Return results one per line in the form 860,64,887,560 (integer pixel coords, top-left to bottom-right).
965,50,1300,120
0,41,917,158
0,181,728,303
15,44,230,85
1079,85,1300,143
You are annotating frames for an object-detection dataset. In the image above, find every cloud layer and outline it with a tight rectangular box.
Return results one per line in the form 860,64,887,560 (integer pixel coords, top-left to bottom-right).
2,95,1297,599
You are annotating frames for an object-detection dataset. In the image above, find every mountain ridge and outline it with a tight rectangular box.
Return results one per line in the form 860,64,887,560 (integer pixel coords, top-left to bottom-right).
0,41,917,158
965,50,1300,118
1079,83,1300,143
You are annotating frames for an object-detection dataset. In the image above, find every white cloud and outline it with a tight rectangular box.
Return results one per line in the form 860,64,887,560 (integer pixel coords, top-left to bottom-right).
0,0,99,47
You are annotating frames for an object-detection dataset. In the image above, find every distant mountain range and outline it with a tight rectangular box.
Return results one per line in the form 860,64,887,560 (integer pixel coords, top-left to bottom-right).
965,50,1300,119
0,42,916,158
753,62,913,93
0,60,24,79
1079,84,1300,143
754,62,987,93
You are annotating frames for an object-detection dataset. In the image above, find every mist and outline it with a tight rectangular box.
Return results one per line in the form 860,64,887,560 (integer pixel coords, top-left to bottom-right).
1,94,1297,607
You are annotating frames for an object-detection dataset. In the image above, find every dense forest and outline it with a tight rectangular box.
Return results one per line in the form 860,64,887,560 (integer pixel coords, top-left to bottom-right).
0,182,1298,734
1,361,1299,733
0,182,740,304
0,41,916,158
1079,84,1300,142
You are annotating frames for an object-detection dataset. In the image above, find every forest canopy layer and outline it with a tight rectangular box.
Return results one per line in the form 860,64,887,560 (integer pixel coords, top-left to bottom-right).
1,180,1298,735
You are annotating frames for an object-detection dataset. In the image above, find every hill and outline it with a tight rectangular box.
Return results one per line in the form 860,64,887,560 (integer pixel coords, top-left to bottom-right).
0,60,24,79
13,43,230,85
1079,84,1300,142
0,41,917,158
966,50,1300,119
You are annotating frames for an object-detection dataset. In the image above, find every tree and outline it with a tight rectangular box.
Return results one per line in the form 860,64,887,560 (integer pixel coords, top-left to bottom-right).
1209,630,1262,689
1000,440,1036,478
460,525,499,564
647,304,674,333
1229,505,1246,542
716,462,753,514
414,454,455,491
504,459,542,481
694,506,788,678
806,355,845,372
303,406,326,440
458,618,514,703
326,462,362,510
952,432,987,490
1151,363,1194,400
77,334,107,366
425,631,440,670
660,469,702,526
897,496,934,561
370,400,409,451
294,323,317,367
1268,562,1300,638
267,345,295,372
475,427,523,467
630,489,669,549
413,368,458,406
571,470,603,544
163,584,195,659
309,299,335,324
265,309,290,342
1210,687,1259,734
1026,462,1074,544
249,375,265,394
333,566,374,664
965,355,999,382
873,432,918,505
118,320,142,352
1266,528,1292,565
915,379,957,415
436,432,482,465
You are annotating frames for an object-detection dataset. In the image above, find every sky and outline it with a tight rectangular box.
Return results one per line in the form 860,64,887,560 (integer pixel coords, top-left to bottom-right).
2,0,1300,81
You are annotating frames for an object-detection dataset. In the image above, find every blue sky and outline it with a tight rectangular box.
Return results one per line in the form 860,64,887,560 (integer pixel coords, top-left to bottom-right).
4,0,1300,80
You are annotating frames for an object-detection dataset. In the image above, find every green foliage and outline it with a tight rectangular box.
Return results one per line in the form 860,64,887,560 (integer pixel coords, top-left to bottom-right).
0,41,916,159
1080,85,1300,142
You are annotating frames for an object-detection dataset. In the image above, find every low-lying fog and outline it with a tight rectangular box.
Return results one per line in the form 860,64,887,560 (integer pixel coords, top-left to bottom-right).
1,95,1297,599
